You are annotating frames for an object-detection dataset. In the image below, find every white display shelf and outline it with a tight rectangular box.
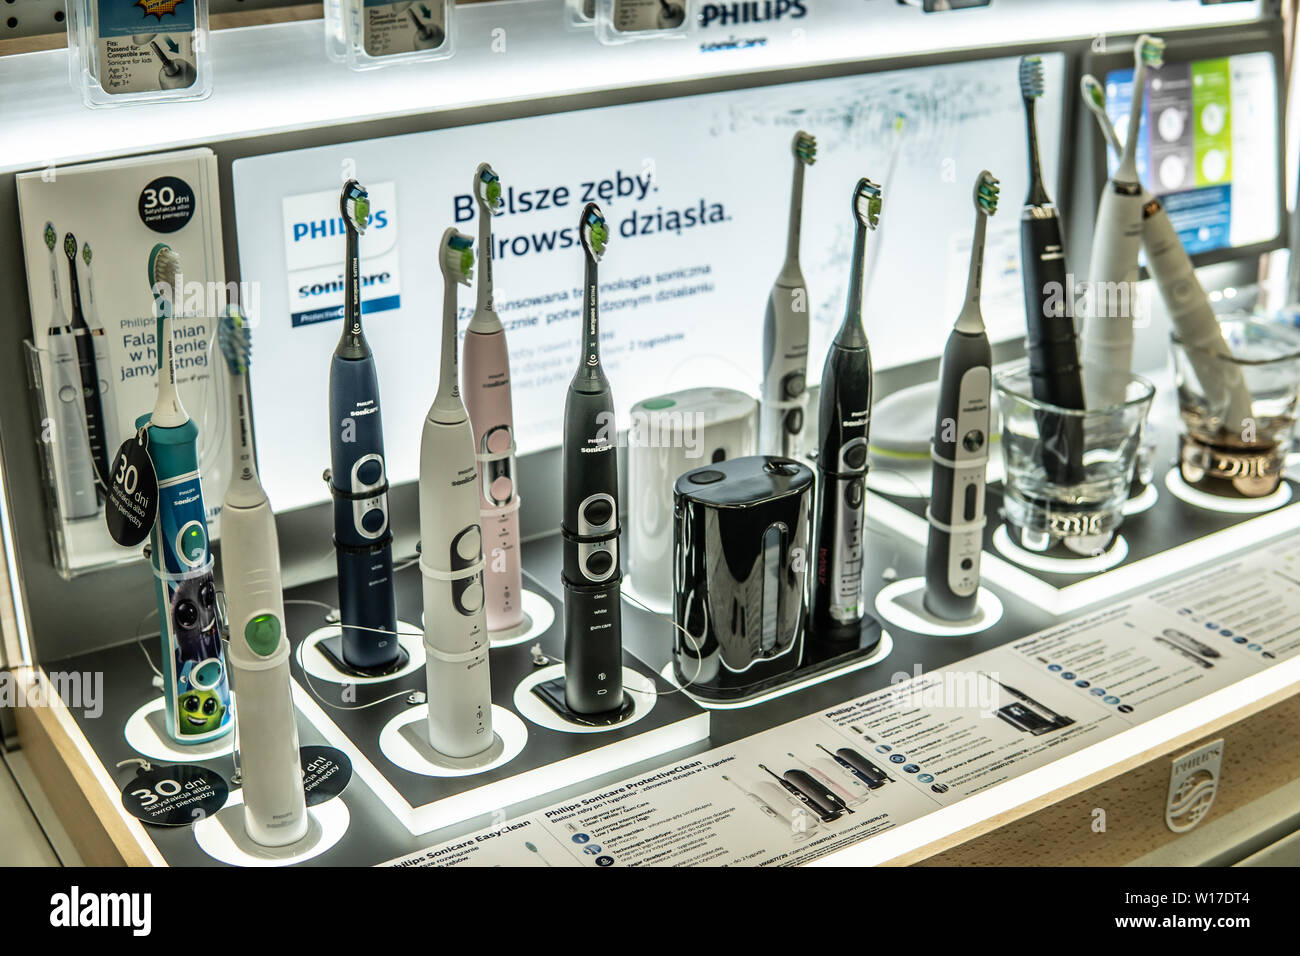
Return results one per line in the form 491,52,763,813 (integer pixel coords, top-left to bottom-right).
0,0,1261,174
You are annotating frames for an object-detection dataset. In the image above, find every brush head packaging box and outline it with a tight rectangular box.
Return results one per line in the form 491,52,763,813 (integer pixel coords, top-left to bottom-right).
17,148,231,576
67,0,212,107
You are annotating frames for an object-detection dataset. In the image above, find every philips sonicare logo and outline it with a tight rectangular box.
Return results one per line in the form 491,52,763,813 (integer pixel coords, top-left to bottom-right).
290,208,391,243
281,182,401,328
699,0,806,27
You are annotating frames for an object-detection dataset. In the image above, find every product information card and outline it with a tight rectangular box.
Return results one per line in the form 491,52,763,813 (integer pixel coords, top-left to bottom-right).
385,539,1300,867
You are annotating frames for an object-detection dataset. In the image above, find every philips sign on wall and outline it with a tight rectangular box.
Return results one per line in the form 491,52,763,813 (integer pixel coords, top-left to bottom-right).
232,53,1065,513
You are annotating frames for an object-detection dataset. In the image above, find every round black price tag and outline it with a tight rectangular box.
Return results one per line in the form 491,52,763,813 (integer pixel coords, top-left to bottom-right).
301,745,352,807
105,428,158,548
121,764,229,828
138,176,196,234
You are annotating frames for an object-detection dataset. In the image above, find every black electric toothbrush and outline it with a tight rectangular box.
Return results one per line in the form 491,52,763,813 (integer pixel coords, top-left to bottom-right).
326,181,401,675
553,204,625,717
924,172,997,621
816,743,892,789
63,232,111,495
982,672,1075,730
759,764,851,822
811,178,880,641
1019,55,1085,484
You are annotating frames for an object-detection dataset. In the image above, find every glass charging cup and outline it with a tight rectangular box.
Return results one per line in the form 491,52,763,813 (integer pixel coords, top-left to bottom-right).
1172,317,1300,499
995,365,1156,557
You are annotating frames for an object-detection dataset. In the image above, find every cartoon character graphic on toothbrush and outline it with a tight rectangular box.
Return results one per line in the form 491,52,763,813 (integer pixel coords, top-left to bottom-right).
761,131,816,458
64,232,113,496
924,172,997,622
328,181,401,675
462,164,525,635
1018,55,1086,485
419,229,496,759
42,223,98,520
1081,35,1165,409
555,204,625,717
811,177,879,641
217,306,309,847
138,244,231,743
1079,74,1255,460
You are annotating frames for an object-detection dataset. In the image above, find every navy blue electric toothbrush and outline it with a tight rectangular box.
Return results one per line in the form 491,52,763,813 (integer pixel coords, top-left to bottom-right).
326,181,401,675
138,244,232,744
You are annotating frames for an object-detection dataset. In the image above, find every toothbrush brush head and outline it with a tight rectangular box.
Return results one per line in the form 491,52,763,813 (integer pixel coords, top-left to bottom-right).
974,171,999,216
217,305,252,376
581,203,609,262
1019,55,1044,100
477,163,504,216
854,178,882,229
340,180,370,236
441,228,475,286
793,130,817,166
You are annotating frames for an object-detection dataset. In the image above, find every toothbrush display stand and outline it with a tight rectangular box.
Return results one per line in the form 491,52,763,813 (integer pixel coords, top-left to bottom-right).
869,467,1300,616
873,577,1004,637
193,792,350,868
487,588,555,647
314,634,412,679
285,569,709,836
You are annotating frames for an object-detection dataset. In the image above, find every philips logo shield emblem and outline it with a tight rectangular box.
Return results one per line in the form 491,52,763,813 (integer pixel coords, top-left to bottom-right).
1166,739,1222,833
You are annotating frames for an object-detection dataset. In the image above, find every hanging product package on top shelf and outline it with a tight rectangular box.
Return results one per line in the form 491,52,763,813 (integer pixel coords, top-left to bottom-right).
327,0,456,70
596,0,691,43
67,0,212,108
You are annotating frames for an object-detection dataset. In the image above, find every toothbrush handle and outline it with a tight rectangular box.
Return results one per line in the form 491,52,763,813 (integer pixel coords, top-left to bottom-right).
73,330,110,493
222,501,308,847
1142,199,1254,430
47,335,99,518
561,578,624,714
1020,211,1085,485
924,331,991,621
760,285,809,458
1082,185,1144,408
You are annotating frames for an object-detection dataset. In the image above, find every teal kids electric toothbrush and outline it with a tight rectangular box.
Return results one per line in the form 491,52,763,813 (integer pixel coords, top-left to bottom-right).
138,244,232,744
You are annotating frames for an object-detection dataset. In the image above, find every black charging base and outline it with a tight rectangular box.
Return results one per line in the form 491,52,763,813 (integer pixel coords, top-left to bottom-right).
531,676,637,727
673,615,887,705
315,635,411,679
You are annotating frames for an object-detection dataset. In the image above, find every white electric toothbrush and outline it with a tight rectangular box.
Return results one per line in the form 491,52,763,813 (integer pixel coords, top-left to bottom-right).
42,223,98,520
462,163,525,635
1081,34,1165,408
1080,74,1254,434
217,306,309,848
420,228,495,759
760,131,816,458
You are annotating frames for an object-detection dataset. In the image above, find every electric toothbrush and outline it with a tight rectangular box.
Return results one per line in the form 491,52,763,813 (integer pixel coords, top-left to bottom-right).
139,244,232,744
42,224,98,520
787,751,867,806
722,774,818,838
420,228,495,758
924,172,997,622
328,181,400,675
64,232,112,494
816,743,893,788
1081,35,1165,409
811,177,879,641
217,306,308,847
1079,74,1254,434
558,204,624,716
760,131,816,458
759,763,852,822
462,163,525,635
1018,55,1085,484
80,241,121,462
